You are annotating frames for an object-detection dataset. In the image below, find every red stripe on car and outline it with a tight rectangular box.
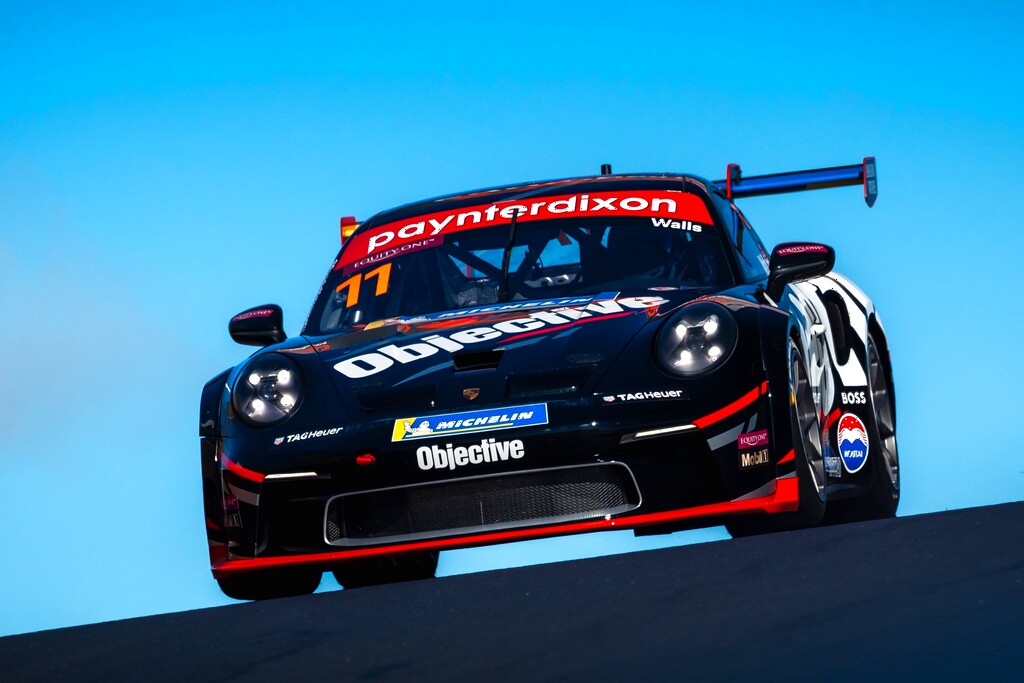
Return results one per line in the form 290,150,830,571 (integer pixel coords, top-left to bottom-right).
692,384,765,429
222,455,265,483
211,476,799,578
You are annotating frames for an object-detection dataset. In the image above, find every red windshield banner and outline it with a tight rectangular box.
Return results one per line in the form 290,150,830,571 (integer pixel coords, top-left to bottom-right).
336,190,713,270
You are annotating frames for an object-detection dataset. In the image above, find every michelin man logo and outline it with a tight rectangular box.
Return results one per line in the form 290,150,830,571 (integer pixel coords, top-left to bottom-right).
837,413,869,474
403,420,434,436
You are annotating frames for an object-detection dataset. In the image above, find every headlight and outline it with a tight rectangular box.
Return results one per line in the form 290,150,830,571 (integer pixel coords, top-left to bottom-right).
232,354,304,426
656,302,738,376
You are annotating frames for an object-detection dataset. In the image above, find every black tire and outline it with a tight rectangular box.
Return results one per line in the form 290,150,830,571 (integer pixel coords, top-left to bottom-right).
217,567,322,601
333,551,439,589
727,339,826,537
830,333,900,522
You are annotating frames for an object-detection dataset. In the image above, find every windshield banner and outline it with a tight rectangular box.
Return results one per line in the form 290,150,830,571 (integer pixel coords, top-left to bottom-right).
336,190,712,270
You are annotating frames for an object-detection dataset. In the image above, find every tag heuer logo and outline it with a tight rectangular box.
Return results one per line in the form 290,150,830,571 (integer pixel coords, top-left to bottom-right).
462,388,480,400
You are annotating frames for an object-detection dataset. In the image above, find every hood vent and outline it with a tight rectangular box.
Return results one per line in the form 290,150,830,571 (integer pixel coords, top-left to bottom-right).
506,366,596,399
354,384,437,412
453,349,504,372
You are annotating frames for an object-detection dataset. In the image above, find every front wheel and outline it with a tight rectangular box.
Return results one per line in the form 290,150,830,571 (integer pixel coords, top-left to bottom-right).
333,551,439,589
789,338,827,523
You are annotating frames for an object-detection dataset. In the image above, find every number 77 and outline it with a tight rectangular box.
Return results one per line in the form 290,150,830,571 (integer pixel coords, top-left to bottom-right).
335,263,392,308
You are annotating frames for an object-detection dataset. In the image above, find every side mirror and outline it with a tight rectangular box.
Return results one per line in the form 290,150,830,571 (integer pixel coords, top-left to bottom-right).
766,243,836,301
229,305,286,347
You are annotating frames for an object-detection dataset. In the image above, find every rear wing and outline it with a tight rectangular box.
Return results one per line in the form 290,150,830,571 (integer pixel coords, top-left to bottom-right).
339,158,878,244
714,157,877,207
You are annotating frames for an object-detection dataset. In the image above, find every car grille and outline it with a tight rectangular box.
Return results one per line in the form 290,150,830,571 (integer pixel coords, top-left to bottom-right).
324,463,640,546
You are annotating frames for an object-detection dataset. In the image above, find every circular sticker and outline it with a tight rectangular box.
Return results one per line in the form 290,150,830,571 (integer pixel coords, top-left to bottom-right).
837,413,869,473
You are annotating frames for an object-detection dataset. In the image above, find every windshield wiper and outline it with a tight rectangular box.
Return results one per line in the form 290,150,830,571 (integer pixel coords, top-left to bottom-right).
498,208,520,302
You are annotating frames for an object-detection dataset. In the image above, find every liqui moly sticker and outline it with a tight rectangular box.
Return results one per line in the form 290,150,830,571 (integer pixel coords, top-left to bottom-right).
837,413,869,473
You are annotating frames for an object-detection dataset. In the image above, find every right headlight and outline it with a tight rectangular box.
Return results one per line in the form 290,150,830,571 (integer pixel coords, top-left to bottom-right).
231,353,304,426
656,302,738,377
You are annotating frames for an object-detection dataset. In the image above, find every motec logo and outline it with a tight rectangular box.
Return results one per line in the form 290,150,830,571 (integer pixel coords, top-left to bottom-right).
416,438,525,471
337,190,712,269
333,295,667,379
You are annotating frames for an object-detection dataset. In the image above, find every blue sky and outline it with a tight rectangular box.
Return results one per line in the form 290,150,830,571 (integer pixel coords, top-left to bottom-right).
2,1,1022,637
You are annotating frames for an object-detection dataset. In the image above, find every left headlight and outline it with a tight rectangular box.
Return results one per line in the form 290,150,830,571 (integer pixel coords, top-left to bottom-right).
656,302,738,377
232,354,304,426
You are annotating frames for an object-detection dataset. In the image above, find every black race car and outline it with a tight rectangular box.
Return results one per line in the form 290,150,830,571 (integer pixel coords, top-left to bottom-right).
200,159,899,600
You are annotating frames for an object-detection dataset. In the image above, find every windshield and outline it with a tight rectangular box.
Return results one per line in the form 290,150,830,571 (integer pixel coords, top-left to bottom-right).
308,196,734,334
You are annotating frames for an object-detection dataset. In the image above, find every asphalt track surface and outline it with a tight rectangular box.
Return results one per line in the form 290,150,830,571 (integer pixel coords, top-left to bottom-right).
3,502,1022,682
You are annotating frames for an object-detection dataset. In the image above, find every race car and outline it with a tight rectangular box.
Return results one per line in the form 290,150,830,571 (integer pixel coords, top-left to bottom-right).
200,158,899,600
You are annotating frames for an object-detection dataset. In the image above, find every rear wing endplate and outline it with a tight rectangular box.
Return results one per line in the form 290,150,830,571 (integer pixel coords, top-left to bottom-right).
714,157,877,207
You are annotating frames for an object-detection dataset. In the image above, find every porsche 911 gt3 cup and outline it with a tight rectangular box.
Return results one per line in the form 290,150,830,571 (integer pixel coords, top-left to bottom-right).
200,158,899,599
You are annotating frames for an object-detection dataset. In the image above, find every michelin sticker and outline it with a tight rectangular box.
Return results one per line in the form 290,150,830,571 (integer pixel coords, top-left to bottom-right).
392,403,548,442
837,413,869,473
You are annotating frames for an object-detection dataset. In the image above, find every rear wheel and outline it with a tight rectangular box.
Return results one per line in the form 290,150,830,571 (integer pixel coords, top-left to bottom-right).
333,551,439,589
727,339,825,537
217,567,322,601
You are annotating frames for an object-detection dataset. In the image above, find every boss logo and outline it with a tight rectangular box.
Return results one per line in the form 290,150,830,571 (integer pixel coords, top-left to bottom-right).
841,390,867,405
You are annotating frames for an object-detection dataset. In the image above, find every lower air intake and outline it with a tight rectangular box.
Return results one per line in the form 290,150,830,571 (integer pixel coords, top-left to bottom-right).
324,463,639,546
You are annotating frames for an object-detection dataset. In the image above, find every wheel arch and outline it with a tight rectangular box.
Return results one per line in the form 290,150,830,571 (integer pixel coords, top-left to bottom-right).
756,303,803,465
200,368,232,566
866,314,896,432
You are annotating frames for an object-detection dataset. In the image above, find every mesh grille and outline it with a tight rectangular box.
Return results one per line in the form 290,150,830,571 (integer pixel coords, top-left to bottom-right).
325,464,639,546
